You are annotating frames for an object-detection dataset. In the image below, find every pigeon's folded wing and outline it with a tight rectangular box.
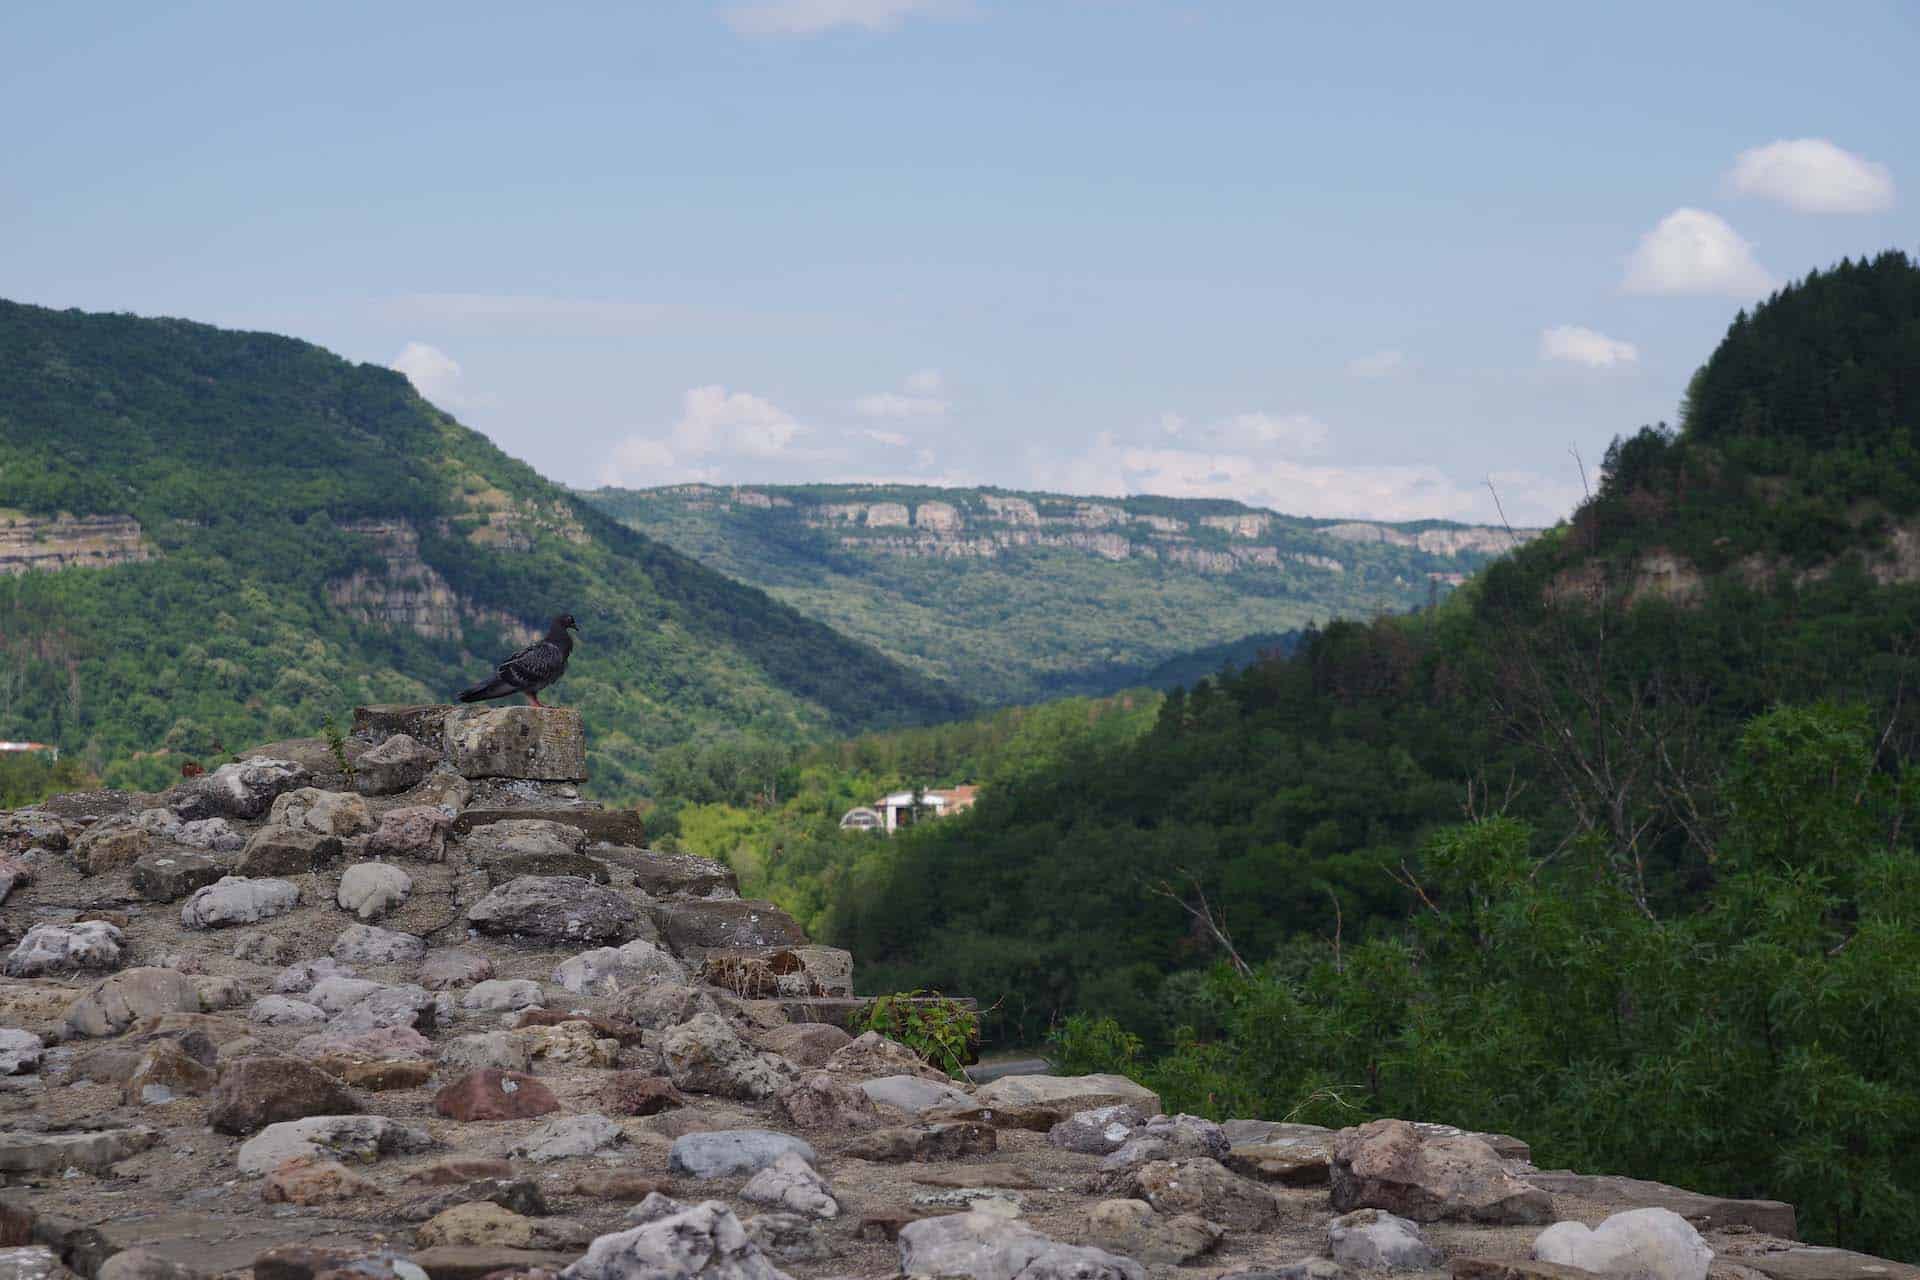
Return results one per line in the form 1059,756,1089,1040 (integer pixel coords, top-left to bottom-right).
497,639,564,690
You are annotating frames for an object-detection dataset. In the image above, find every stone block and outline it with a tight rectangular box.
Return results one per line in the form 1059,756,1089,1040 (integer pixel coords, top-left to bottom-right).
444,707,586,782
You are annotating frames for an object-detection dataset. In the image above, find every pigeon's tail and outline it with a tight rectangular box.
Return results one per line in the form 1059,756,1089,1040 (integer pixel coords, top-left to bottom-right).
458,676,513,703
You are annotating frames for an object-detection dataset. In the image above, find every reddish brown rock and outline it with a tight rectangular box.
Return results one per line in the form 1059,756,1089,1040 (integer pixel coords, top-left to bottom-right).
602,1073,686,1117
513,1008,646,1045
564,1171,672,1201
207,1056,362,1135
775,1071,882,1130
435,1070,561,1122
404,1158,518,1186
264,1156,381,1205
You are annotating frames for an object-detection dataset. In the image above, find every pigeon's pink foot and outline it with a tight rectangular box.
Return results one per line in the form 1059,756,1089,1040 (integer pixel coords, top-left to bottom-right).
526,693,544,708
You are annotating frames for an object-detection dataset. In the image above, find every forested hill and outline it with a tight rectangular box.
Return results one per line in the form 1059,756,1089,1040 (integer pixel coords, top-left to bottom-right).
807,252,1920,1258
0,300,970,796
580,482,1531,704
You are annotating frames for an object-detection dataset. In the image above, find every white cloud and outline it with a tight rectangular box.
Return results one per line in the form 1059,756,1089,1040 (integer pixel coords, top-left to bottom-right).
391,341,497,410
1540,325,1639,369
1214,412,1329,454
1727,139,1895,214
725,0,949,36
904,368,945,395
600,385,807,486
860,428,910,447
1346,349,1406,379
1622,208,1774,297
853,391,949,420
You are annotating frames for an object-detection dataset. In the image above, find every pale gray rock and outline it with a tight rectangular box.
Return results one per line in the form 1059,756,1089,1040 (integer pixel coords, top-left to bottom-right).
185,758,313,819
662,1012,790,1100
195,975,249,1011
740,1151,839,1219
249,996,328,1027
617,983,722,1030
174,817,245,852
516,1113,623,1162
897,1211,1146,1280
420,948,494,990
328,984,434,1033
4,921,125,977
669,1130,817,1180
64,968,203,1037
562,1200,789,1280
774,1072,882,1130
445,706,586,783
333,923,428,965
1331,1118,1552,1224
1100,1113,1230,1172
462,979,544,1011
96,1249,200,1280
180,876,299,929
468,875,638,943
309,976,386,1013
0,1029,44,1075
236,1114,432,1175
229,931,295,965
439,1031,534,1074
1328,1208,1443,1271
0,1247,70,1280
1127,1158,1281,1231
624,1192,690,1225
555,940,688,996
337,863,413,921
292,1025,434,1061
130,850,224,902
271,958,352,994
974,1073,1160,1115
0,1127,157,1175
860,1073,974,1115
354,733,442,796
367,805,453,861
467,818,588,858
269,787,374,836
1533,1208,1713,1280
742,1213,829,1265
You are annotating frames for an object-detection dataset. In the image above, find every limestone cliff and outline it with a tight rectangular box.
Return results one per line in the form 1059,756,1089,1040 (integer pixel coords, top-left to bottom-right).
0,511,156,576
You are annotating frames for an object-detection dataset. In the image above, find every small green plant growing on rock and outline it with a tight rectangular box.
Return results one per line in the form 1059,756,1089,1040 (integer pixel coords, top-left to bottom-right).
861,990,979,1079
320,713,355,782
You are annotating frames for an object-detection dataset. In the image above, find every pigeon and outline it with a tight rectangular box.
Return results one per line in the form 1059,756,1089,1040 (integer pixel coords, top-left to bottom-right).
458,614,581,708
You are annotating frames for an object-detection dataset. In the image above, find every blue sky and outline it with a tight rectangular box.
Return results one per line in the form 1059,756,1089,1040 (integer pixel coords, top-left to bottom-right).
5,1,1915,524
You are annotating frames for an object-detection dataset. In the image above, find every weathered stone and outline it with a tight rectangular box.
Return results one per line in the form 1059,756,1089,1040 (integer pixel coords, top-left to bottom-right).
859,1073,975,1114
844,1122,997,1164
74,821,148,874
825,1031,951,1083
669,1130,817,1180
328,983,435,1033
603,1074,687,1117
235,827,340,877
775,1072,881,1130
292,1025,435,1062
193,975,249,1012
484,852,611,886
562,1202,784,1280
263,1156,381,1205
0,1128,157,1175
1226,1134,1335,1186
463,979,544,1012
368,805,454,861
183,758,313,820
1522,1171,1795,1237
337,863,413,921
1329,1208,1443,1271
1533,1208,1713,1280
339,1059,436,1090
618,850,737,899
441,1031,536,1074
421,949,495,990
416,1203,539,1249
468,876,638,943
742,1213,827,1265
751,1023,850,1068
1100,1112,1230,1172
444,707,586,782
0,1031,43,1076
1049,1105,1147,1155
5,922,125,977
270,955,355,994
662,1013,789,1100
1085,1199,1222,1266
519,1020,619,1068
65,968,202,1037
309,976,386,1013
615,983,722,1031
897,1211,1146,1280
402,1158,520,1187
436,1070,561,1122
411,1247,579,1280
554,940,687,996
513,1114,621,1163
269,788,375,837
740,1152,839,1219
0,1247,71,1280
180,876,299,929
236,1115,432,1175
95,1248,199,1280
355,733,443,796
1332,1118,1554,1225
130,852,224,902
648,899,806,958
124,1040,217,1101
354,704,454,747
1127,1158,1282,1231
333,923,428,965
208,1056,363,1134
974,1072,1160,1116
228,932,295,965
1452,1259,1627,1280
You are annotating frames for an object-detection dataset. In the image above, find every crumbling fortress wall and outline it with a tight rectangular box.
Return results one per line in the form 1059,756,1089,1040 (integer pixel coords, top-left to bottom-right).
0,708,1906,1280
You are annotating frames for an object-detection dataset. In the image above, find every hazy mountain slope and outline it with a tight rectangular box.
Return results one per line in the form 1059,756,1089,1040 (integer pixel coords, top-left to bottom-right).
582,483,1532,703
0,301,970,796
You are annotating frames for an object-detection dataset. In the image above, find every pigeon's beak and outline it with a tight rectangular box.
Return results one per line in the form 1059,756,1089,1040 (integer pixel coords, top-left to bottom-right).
571,623,583,639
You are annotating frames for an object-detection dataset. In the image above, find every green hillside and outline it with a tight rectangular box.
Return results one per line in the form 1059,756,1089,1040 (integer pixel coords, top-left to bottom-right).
0,301,970,796
580,482,1528,704
676,253,1920,1257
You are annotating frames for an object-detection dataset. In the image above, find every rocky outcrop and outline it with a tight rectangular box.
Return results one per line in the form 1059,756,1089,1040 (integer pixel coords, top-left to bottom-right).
0,511,156,576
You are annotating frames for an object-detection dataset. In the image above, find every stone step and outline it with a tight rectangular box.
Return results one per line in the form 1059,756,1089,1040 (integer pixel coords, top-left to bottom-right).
452,806,649,847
